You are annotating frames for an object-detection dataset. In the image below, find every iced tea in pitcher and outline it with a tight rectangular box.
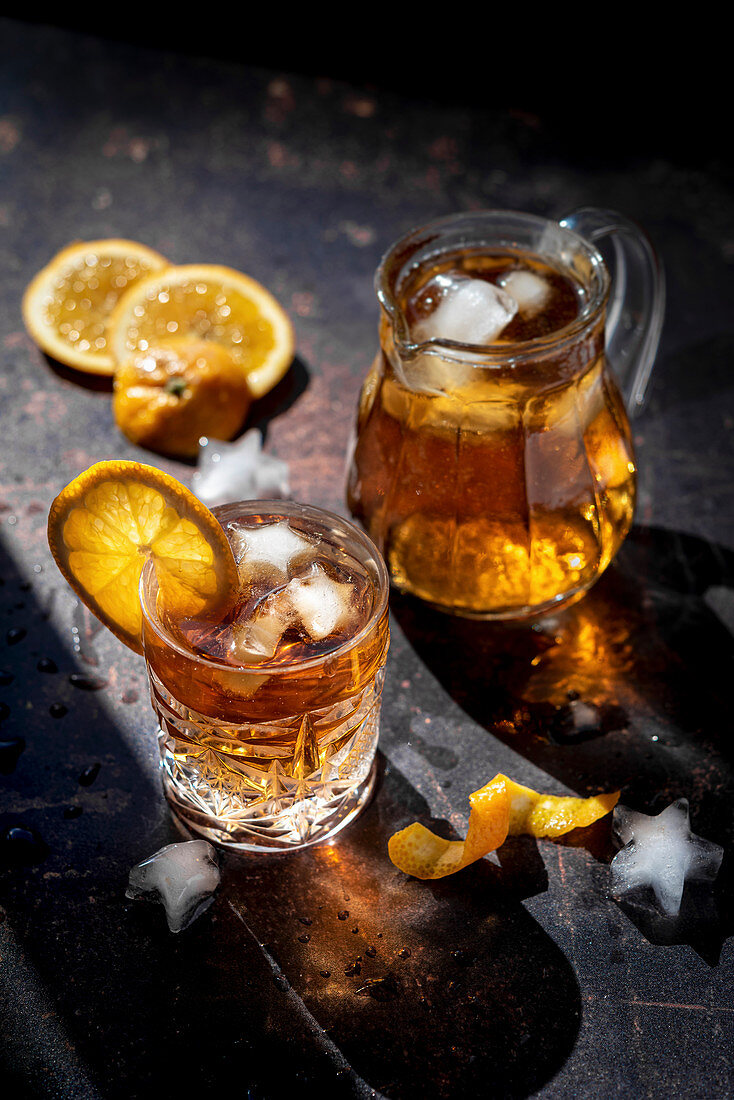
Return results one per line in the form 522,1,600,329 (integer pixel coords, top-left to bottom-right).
348,210,663,619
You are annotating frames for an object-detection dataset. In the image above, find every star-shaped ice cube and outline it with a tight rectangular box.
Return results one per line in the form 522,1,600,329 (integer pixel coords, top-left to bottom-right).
229,520,316,583
125,840,220,932
610,800,723,918
192,429,290,507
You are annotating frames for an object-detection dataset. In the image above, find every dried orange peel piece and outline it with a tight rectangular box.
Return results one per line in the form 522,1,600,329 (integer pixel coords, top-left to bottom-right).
388,773,620,879
47,460,238,654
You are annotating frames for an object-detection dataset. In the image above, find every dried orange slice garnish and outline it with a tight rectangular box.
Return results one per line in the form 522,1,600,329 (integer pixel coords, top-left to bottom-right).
108,263,294,400
22,239,168,374
388,773,620,879
47,461,238,654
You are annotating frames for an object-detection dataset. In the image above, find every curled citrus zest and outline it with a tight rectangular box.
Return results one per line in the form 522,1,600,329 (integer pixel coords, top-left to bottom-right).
388,773,620,879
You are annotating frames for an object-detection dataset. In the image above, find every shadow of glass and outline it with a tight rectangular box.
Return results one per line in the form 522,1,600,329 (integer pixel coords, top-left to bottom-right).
0,534,341,1098
225,758,582,1100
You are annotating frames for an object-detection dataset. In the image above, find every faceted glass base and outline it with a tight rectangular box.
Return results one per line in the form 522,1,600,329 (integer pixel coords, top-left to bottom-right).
161,755,377,852
151,668,384,852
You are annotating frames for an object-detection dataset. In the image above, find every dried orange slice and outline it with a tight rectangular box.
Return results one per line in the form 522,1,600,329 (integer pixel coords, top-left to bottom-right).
108,263,294,400
388,773,620,879
22,239,168,374
47,461,238,654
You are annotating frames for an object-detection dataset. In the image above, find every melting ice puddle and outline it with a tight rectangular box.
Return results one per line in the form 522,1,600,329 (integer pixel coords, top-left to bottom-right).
126,840,221,933
610,800,724,918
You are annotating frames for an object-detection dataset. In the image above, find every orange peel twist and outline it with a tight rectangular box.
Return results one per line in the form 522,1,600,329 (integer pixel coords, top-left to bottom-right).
388,773,620,879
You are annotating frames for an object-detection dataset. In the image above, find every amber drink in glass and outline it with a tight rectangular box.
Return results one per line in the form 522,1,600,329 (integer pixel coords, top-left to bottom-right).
348,210,664,620
140,501,390,851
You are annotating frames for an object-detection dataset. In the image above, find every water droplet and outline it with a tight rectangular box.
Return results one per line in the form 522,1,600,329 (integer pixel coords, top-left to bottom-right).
49,703,67,719
71,602,102,666
6,628,26,646
0,737,25,774
397,948,411,959
37,658,58,673
298,916,312,926
355,975,400,1002
1,825,49,865
120,688,139,704
450,949,474,967
319,969,331,978
69,673,107,691
63,805,83,820
78,763,101,786
272,973,290,992
298,934,310,944
344,960,362,976
337,910,349,921
365,946,377,958
352,926,359,934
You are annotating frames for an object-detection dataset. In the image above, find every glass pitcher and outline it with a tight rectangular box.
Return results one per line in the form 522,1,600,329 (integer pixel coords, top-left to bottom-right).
347,209,665,620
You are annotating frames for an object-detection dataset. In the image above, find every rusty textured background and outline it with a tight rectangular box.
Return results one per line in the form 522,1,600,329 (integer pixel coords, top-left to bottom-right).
1,18,732,1099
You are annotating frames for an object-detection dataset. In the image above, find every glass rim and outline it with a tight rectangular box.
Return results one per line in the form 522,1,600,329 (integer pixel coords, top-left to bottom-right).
375,208,611,364
139,499,390,676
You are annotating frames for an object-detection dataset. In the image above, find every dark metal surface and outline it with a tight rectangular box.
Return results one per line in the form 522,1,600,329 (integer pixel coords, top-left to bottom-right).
1,19,732,1098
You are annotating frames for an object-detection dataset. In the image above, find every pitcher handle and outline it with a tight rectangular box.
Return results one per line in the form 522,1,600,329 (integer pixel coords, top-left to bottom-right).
559,207,665,417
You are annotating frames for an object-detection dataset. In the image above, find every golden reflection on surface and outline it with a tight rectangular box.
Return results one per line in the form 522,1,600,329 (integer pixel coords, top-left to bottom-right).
317,841,344,866
520,598,636,708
